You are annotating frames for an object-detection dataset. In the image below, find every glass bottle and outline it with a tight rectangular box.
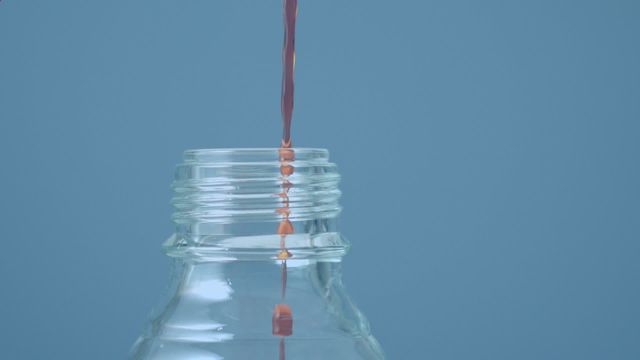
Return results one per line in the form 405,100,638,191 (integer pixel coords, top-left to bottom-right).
130,148,385,359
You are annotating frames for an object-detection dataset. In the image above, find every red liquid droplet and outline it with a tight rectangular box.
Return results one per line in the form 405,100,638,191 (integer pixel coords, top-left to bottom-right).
272,304,293,337
279,146,295,162
280,165,294,176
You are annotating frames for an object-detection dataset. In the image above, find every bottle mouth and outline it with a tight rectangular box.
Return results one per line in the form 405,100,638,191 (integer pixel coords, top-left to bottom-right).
172,148,342,227
182,148,330,163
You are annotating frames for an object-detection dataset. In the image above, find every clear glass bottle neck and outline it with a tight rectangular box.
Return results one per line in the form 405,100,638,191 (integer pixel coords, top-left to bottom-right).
132,149,386,360
166,148,347,261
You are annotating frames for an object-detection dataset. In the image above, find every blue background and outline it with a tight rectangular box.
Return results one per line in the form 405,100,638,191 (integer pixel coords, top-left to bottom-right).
1,0,639,359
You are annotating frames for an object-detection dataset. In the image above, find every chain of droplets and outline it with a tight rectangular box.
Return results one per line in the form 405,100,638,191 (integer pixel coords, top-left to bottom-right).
272,144,295,359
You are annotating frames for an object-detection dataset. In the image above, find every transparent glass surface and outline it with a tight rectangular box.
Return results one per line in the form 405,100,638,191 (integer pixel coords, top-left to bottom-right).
131,149,385,359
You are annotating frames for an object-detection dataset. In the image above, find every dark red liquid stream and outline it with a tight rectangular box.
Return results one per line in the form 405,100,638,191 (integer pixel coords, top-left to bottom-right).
281,0,297,147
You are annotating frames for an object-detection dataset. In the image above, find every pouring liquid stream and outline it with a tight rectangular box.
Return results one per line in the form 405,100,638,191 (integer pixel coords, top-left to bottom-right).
273,0,298,359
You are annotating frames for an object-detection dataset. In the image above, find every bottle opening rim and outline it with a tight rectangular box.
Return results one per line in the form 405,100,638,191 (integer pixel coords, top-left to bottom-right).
183,148,329,164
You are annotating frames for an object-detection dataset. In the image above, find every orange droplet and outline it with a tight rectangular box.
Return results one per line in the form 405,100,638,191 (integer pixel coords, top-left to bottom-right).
277,249,292,260
276,207,291,216
280,165,294,176
272,304,293,337
279,147,295,162
277,220,294,235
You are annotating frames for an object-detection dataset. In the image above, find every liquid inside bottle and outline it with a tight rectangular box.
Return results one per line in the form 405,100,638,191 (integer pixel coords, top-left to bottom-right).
130,148,385,360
